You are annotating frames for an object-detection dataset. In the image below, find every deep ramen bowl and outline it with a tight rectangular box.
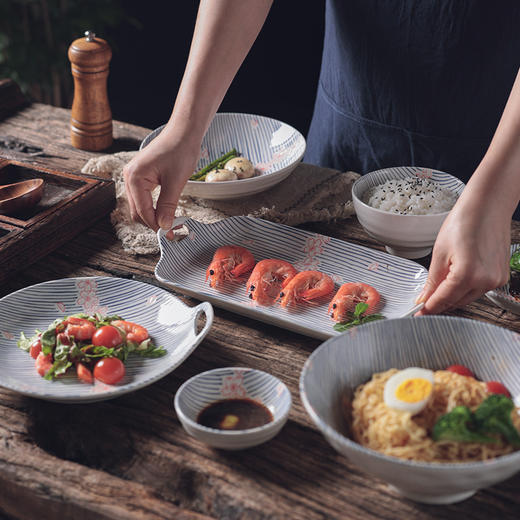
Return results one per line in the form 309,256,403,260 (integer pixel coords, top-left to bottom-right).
140,112,306,200
352,167,465,258
174,367,292,450
300,316,520,504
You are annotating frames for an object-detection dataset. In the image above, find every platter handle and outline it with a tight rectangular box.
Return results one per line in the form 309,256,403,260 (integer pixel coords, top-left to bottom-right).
157,217,188,241
191,301,214,339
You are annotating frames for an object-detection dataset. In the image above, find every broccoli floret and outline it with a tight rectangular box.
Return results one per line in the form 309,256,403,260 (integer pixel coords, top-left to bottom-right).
474,394,520,447
432,406,495,443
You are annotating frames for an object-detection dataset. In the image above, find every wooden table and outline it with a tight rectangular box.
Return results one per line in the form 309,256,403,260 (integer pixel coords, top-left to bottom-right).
1,89,520,520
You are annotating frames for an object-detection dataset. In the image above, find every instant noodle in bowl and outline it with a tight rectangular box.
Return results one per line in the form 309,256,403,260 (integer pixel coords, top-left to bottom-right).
300,316,520,504
352,167,465,259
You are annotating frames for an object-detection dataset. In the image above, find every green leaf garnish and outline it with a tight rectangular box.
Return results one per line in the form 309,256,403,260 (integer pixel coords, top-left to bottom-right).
333,302,385,332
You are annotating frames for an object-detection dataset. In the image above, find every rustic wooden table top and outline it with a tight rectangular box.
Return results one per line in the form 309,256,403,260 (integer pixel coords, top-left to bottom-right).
1,91,520,520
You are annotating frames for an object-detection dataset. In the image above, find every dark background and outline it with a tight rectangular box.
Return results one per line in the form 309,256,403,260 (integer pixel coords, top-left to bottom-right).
108,1,325,136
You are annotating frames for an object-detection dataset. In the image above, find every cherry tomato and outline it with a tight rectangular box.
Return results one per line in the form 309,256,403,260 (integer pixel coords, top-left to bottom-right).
92,325,123,348
485,381,511,397
29,338,42,359
446,364,474,378
93,357,125,385
76,363,93,384
35,352,53,377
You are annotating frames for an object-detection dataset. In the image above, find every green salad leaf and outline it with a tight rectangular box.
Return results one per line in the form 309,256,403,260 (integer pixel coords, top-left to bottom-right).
40,328,57,355
17,331,36,352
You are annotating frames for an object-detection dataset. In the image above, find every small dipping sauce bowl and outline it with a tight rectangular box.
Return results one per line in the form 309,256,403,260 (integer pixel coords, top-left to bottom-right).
174,367,292,450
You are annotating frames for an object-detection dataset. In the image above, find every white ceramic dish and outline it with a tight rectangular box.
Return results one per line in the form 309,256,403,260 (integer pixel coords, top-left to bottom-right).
174,367,291,450
140,112,306,200
300,315,520,505
352,166,465,259
155,216,428,340
0,276,213,403
486,244,520,314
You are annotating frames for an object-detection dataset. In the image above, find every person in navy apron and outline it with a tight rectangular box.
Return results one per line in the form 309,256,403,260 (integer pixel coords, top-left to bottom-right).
123,0,520,315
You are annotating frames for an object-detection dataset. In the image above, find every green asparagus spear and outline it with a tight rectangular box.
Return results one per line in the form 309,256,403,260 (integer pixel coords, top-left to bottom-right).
190,148,238,181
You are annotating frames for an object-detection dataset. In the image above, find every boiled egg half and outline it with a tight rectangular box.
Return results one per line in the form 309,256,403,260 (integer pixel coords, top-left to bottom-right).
383,367,434,414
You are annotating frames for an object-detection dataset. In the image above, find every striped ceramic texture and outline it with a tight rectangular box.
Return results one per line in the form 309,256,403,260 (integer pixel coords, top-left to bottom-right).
140,113,306,200
352,166,466,259
155,216,428,340
486,244,520,314
300,316,520,504
353,166,465,200
0,277,213,403
174,367,291,450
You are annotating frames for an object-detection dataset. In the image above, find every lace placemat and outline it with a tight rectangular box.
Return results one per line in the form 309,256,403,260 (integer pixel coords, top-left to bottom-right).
81,151,359,255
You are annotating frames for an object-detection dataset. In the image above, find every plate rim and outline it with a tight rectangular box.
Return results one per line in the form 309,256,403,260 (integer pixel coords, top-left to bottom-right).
140,112,307,200
155,216,428,340
0,276,214,403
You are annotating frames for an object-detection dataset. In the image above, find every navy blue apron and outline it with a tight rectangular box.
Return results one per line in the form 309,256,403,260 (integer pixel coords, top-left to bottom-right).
305,0,520,218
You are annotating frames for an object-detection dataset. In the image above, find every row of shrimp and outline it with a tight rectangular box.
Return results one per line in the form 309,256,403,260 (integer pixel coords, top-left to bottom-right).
205,245,381,321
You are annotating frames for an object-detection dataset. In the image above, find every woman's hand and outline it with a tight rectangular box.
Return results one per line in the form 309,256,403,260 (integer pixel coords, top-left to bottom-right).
416,197,511,315
123,130,200,232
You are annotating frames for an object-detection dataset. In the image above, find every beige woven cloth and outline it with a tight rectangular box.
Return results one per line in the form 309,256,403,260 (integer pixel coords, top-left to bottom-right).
81,151,359,255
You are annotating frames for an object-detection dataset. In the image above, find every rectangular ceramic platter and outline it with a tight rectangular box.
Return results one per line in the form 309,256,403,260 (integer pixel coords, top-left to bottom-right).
156,217,428,340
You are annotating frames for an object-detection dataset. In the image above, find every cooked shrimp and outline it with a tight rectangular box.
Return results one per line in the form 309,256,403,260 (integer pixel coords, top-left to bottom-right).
65,317,96,341
279,270,335,307
328,282,381,321
206,245,256,288
246,259,298,305
111,320,149,344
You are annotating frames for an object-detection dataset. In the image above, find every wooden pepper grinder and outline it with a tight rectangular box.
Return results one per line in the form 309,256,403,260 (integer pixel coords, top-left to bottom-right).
68,30,113,151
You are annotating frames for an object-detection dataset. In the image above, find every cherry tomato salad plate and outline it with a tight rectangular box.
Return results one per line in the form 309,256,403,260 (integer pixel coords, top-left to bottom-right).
0,276,213,403
18,313,166,385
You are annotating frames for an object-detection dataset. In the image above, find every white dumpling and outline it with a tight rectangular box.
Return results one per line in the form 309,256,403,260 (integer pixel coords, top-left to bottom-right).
205,169,238,182
224,157,255,179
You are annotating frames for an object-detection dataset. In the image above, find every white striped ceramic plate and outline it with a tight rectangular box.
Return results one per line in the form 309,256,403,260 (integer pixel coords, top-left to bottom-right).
155,217,428,340
0,277,213,403
486,244,520,314
140,113,306,200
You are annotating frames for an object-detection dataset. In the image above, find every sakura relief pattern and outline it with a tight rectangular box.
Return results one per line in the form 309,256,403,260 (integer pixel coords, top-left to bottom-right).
174,367,292,450
0,276,213,402
156,216,428,340
75,279,108,315
140,113,306,200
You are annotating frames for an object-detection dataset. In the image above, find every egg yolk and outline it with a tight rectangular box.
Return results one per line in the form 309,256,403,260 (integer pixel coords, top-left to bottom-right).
395,378,432,403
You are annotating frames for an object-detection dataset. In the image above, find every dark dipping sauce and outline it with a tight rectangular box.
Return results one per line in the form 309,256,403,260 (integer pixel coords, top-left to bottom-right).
197,398,274,430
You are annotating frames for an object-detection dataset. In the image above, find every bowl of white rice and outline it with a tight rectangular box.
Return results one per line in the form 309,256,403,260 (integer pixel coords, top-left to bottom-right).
352,167,465,259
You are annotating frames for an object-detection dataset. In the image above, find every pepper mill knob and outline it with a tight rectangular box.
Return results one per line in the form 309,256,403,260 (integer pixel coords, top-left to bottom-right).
68,30,113,151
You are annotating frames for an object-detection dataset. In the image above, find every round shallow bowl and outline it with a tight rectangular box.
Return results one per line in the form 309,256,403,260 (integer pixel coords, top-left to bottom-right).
352,167,465,258
486,244,520,314
300,316,520,504
174,367,291,450
0,276,213,403
140,112,306,200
